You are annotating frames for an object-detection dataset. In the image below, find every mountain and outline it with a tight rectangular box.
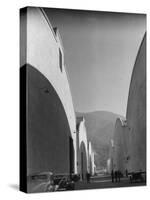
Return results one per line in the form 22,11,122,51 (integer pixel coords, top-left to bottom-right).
76,111,124,169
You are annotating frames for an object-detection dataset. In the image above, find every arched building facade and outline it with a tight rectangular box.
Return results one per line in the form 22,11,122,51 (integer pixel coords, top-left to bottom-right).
76,117,89,180
109,33,146,174
126,33,146,172
20,7,77,180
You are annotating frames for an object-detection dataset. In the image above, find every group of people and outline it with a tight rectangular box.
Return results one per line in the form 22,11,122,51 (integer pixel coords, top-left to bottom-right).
111,170,122,183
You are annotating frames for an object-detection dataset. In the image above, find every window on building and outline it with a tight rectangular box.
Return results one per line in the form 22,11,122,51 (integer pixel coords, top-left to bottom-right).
59,48,62,72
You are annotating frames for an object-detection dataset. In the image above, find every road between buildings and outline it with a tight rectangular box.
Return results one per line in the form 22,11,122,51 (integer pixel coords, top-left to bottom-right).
74,175,146,190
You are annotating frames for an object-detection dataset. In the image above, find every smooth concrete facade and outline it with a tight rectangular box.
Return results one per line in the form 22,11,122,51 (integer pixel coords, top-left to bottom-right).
126,33,146,172
76,117,89,180
20,7,77,177
110,33,146,174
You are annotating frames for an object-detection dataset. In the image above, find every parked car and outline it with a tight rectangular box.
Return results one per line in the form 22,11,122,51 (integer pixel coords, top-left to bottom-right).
27,171,58,193
128,171,146,183
53,174,75,191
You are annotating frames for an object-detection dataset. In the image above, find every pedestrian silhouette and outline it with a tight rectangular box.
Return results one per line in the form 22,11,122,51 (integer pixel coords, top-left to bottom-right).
114,170,118,182
86,172,90,183
111,170,114,183
118,170,121,182
125,169,128,177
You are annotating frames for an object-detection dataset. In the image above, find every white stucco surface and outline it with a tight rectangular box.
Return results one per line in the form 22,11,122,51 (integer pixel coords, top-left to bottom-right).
26,8,76,140
126,33,146,172
21,7,77,175
111,34,146,174
76,117,88,179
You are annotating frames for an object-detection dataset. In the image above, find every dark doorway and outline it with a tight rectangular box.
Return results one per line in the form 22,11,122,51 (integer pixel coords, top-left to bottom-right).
81,152,84,180
69,137,74,175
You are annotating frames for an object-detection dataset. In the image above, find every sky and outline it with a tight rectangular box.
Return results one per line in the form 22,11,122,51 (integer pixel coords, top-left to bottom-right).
44,8,146,116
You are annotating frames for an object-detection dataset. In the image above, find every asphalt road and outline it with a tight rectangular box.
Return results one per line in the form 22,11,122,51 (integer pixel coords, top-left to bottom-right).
74,174,146,190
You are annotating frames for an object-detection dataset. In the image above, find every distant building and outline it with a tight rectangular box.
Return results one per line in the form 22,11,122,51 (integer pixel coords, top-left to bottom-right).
107,139,115,173
107,158,112,174
113,118,129,174
76,117,89,180
20,7,77,182
88,142,96,175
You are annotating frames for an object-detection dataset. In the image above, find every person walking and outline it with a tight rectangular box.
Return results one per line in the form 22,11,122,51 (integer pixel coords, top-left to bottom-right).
86,172,90,183
118,170,121,182
111,170,114,183
115,170,118,182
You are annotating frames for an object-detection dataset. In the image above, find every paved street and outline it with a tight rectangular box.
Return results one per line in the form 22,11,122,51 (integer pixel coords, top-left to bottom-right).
74,174,146,190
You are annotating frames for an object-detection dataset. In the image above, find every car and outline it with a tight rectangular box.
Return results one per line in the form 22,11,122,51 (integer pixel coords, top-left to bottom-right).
27,171,58,193
53,174,75,191
128,171,146,183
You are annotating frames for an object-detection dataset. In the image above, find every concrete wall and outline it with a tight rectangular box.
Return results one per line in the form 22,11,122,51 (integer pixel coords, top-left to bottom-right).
109,34,146,174
20,7,77,176
26,64,74,175
76,117,88,180
126,33,146,172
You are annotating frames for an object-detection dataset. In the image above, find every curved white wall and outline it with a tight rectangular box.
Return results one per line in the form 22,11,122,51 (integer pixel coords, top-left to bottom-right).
20,7,77,175
76,117,88,179
78,119,88,153
126,33,146,172
113,118,129,173
26,8,76,140
111,34,146,174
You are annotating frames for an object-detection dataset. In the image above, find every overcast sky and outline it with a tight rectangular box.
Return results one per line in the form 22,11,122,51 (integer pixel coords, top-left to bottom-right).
44,8,146,116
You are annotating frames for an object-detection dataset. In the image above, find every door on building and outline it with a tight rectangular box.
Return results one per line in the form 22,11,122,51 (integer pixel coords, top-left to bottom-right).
81,152,84,180
69,137,74,175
